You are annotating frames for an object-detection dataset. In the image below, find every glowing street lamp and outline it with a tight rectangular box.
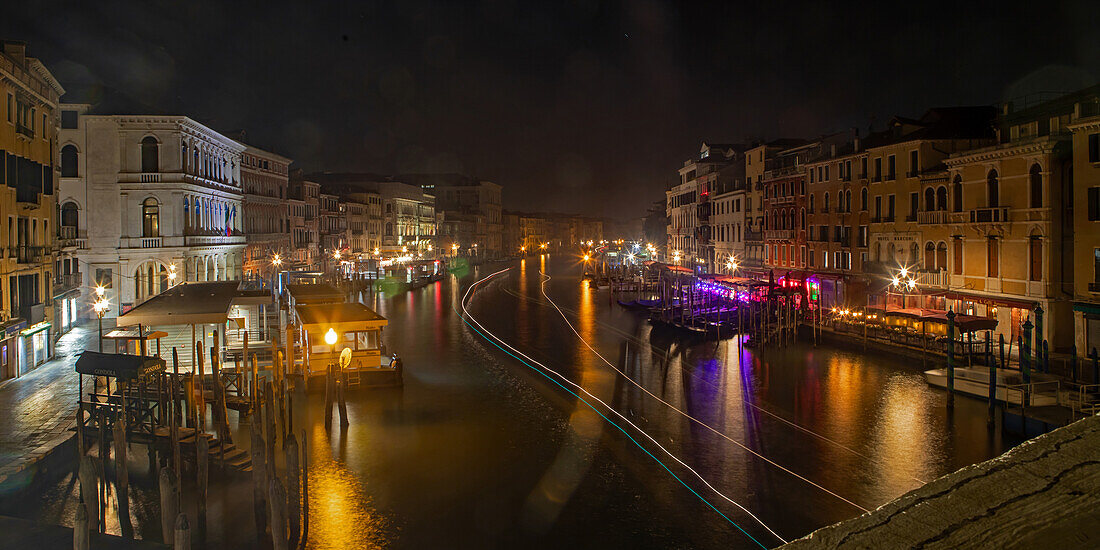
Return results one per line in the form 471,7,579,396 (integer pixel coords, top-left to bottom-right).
92,289,110,353
272,254,282,267
333,249,341,260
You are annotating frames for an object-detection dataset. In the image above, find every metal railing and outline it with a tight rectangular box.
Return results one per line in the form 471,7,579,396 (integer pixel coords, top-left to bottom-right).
917,210,946,224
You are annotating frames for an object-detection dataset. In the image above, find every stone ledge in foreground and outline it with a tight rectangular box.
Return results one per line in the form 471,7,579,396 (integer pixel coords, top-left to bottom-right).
781,413,1100,550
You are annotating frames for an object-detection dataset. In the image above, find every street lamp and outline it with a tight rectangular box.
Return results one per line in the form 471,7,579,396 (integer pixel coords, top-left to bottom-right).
93,286,109,353
167,264,177,286
324,327,338,370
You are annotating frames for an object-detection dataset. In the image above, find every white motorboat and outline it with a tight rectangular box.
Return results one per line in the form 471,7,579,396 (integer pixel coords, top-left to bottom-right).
923,366,1059,406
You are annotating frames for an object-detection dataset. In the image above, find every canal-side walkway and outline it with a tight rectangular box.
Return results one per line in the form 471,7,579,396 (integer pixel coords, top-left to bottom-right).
781,413,1100,549
0,321,107,493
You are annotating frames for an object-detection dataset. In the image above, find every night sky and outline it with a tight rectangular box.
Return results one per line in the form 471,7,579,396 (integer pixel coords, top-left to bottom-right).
4,1,1098,218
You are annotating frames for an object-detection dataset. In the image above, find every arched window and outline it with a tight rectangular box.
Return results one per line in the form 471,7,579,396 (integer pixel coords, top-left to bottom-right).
1029,164,1042,208
860,187,868,210
953,176,963,212
924,242,935,270
873,241,881,262
193,148,199,175
936,242,948,271
800,208,806,230
61,145,78,177
909,242,919,265
809,194,815,212
887,242,896,263
141,136,159,173
134,261,168,302
60,202,78,240
385,222,393,236
824,192,830,212
936,186,947,211
142,198,160,237
845,190,852,212
181,142,187,169
924,188,935,212
987,169,999,207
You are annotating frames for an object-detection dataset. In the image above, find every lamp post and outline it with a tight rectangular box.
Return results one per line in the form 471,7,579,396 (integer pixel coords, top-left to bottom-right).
93,285,109,353
324,327,338,369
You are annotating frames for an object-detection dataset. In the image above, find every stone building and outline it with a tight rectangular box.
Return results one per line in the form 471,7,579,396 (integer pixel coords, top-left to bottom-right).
239,143,291,281
58,106,246,320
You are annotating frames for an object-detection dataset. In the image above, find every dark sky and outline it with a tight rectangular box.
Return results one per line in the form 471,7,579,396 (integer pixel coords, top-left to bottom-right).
5,1,1099,218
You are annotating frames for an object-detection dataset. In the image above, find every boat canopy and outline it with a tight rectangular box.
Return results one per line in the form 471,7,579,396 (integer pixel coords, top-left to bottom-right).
864,306,997,332
117,281,271,327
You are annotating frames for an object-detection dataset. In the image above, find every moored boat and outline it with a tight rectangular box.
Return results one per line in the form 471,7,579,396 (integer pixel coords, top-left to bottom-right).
923,366,1058,406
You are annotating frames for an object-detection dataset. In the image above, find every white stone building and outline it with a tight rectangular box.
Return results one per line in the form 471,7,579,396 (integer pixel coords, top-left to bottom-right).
58,107,246,319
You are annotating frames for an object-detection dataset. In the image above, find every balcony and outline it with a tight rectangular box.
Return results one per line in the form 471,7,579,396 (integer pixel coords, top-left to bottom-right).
917,211,947,225
837,235,851,247
10,245,47,264
765,229,795,241
916,269,947,288
16,124,34,139
969,207,1010,224
184,234,246,246
140,237,162,248
140,173,161,183
54,272,82,294
743,229,763,242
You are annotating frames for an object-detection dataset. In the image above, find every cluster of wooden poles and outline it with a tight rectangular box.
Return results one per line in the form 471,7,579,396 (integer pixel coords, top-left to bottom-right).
71,332,331,549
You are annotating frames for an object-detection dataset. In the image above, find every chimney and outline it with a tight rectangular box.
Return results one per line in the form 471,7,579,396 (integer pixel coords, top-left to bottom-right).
854,136,861,152
1,41,26,66
830,144,837,158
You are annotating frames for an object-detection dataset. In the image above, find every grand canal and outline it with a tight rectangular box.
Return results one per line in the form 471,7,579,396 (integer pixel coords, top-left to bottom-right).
9,256,1018,548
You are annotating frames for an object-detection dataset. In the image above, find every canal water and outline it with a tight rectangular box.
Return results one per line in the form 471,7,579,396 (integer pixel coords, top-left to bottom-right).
5,257,1018,548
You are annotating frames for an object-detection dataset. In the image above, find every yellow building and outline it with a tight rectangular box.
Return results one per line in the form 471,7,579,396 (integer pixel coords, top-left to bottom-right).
1068,98,1100,355
0,41,64,381
942,100,1074,350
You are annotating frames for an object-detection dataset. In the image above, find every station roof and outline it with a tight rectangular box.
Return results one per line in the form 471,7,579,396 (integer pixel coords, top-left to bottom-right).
117,281,271,327
287,283,345,304
295,303,388,328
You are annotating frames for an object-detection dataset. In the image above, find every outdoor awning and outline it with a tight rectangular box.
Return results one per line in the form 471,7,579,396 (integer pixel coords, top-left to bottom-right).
286,283,345,305
103,328,168,340
923,289,1036,311
75,351,165,380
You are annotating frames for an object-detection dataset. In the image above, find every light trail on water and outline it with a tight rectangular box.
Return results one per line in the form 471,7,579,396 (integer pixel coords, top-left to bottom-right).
458,268,783,547
536,270,873,512
503,272,927,487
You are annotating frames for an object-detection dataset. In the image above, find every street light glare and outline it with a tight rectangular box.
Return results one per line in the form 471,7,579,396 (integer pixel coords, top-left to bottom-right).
324,327,338,346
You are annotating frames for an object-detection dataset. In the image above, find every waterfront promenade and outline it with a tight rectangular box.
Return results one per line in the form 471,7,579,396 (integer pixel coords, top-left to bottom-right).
0,322,105,492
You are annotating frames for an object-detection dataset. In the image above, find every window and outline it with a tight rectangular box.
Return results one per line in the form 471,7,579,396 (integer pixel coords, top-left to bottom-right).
809,194,815,212
61,145,78,178
142,198,160,237
861,188,868,210
96,268,113,289
887,155,896,180
5,94,11,123
1029,164,1042,208
1095,249,1100,284
936,186,947,211
875,196,882,219
824,166,829,181
1090,134,1100,163
858,225,868,247
953,176,963,212
909,150,919,176
1090,188,1100,221
887,195,895,220
987,170,999,207
924,188,935,212
873,158,882,181
925,242,936,270
861,157,868,178
909,192,919,219
824,192,830,212
60,202,78,229
987,238,999,277
141,136,159,173
1029,236,1042,282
